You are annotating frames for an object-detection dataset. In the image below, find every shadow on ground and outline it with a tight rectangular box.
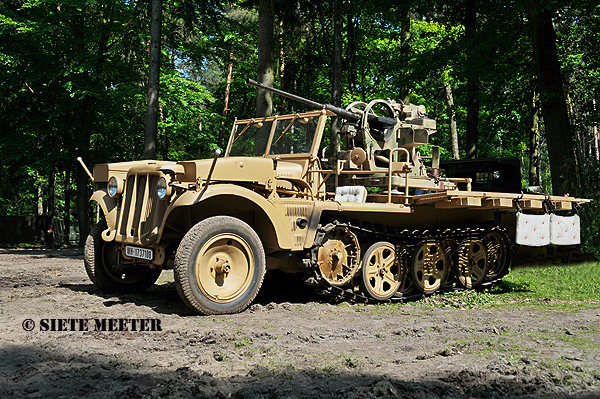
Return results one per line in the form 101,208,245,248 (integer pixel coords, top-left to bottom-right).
1,343,597,399
0,248,83,259
62,270,321,317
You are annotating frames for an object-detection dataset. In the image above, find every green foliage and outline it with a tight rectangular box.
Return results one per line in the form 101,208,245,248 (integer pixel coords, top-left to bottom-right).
495,262,600,305
0,0,598,252
413,262,600,312
413,289,498,309
0,0,224,220
159,73,220,160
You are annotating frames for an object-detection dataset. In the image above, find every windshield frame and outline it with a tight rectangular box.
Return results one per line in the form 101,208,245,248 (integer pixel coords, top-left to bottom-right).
224,110,331,159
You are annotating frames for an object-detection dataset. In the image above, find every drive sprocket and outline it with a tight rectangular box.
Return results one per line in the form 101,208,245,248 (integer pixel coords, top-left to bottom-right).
316,226,360,286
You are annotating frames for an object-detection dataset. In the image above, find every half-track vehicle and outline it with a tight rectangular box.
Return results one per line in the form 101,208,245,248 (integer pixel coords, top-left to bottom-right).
83,79,590,315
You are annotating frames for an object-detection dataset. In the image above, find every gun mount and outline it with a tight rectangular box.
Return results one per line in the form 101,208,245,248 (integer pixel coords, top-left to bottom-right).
247,79,443,191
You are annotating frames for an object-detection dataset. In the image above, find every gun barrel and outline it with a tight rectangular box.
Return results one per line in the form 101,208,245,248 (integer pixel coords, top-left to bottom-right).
247,79,361,122
247,78,321,109
246,79,398,126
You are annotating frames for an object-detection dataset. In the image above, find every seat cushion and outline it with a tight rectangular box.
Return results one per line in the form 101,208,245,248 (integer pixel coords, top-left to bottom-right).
550,214,580,245
515,213,550,247
335,186,367,203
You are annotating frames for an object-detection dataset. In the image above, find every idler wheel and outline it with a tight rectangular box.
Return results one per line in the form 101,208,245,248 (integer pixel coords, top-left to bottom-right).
411,240,448,294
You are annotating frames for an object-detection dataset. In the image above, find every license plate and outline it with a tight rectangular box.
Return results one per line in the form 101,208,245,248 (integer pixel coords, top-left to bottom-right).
125,246,154,261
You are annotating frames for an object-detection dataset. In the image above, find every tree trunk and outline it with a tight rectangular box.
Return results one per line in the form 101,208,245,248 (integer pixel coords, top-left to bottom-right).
144,0,162,160
594,99,599,161
220,48,234,149
256,0,274,117
63,166,71,246
442,72,459,160
346,10,357,89
46,166,56,247
278,19,288,111
464,0,479,159
526,2,579,196
76,166,90,247
76,97,93,247
566,92,584,170
159,101,167,160
528,89,541,187
330,0,343,155
398,5,411,105
279,19,285,87
37,172,44,216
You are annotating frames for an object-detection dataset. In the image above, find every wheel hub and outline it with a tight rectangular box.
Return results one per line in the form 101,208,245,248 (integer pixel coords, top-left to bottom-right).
213,258,231,274
195,233,255,303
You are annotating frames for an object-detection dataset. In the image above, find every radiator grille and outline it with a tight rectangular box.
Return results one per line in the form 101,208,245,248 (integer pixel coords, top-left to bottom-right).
116,174,162,244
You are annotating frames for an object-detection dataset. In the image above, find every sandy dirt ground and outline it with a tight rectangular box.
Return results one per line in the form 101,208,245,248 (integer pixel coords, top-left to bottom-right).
1,248,599,398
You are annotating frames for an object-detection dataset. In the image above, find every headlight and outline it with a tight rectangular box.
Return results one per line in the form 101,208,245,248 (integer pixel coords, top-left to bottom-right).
157,176,171,199
107,177,123,198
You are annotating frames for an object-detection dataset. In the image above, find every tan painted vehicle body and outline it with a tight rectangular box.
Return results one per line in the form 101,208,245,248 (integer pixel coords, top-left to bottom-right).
85,82,590,315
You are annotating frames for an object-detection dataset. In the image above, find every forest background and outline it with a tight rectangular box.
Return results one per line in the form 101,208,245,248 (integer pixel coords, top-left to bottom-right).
1,0,599,255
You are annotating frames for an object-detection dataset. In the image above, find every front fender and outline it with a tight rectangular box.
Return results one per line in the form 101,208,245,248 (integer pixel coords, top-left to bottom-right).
159,184,293,249
90,189,118,241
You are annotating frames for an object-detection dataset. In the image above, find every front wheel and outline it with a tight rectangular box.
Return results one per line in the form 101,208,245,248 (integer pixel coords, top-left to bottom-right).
84,222,161,293
174,216,266,315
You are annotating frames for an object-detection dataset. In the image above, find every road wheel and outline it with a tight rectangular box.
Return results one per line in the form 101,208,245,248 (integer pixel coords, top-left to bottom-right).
361,241,402,300
394,244,414,298
483,231,510,280
84,222,161,293
455,238,488,289
174,216,266,315
411,240,448,294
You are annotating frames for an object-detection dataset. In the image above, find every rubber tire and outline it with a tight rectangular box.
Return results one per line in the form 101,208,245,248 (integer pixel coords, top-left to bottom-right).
174,216,266,315
84,222,161,293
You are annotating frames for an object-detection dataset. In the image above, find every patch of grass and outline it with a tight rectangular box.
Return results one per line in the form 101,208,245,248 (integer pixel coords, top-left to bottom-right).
347,262,599,312
320,353,360,371
559,334,598,350
260,324,276,329
209,317,232,323
444,333,537,361
339,354,359,368
412,262,600,310
233,337,253,349
417,290,499,309
491,261,600,308
480,337,537,360
252,358,297,380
